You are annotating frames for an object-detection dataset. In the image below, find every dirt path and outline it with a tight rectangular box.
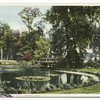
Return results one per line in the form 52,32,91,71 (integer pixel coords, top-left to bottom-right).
55,70,100,82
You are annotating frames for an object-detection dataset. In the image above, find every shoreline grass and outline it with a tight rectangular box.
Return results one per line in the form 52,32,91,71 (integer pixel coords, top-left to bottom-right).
42,68,100,94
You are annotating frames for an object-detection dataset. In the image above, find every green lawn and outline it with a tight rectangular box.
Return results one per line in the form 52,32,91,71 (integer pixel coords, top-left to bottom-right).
43,68,100,94
45,83,100,94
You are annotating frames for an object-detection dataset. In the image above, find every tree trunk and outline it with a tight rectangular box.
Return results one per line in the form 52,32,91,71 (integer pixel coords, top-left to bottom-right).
99,47,100,61
65,7,71,67
1,47,3,60
95,52,97,61
7,51,9,60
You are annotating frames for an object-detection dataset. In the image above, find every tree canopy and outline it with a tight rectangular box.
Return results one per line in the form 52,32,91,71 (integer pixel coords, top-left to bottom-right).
18,7,42,32
44,6,100,67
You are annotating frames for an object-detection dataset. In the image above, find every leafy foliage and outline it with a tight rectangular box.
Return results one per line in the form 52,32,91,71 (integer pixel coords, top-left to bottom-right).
18,7,42,32
44,6,100,68
34,36,49,59
17,30,49,60
21,53,32,61
0,22,11,60
89,25,100,61
55,57,69,68
17,30,40,57
86,58,94,67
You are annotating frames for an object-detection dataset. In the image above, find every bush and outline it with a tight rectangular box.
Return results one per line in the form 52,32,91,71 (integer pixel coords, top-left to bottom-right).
31,88,37,93
5,87,17,94
85,58,94,67
17,88,28,94
82,82,88,87
40,84,56,93
56,84,64,90
82,78,97,87
21,53,32,61
70,83,77,88
93,60,100,68
40,85,50,92
63,84,72,90
55,57,69,68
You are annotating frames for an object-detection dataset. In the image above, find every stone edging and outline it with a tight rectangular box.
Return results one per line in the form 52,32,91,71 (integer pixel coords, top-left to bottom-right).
55,70,100,82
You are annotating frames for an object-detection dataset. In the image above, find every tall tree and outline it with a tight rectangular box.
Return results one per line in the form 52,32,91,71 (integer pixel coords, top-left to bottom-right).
44,6,100,68
34,36,49,59
0,21,10,60
12,30,20,60
17,30,40,58
89,24,100,61
1,30,13,60
18,7,42,32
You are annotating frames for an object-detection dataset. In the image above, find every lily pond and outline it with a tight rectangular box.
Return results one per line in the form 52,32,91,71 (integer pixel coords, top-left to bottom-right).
0,66,98,94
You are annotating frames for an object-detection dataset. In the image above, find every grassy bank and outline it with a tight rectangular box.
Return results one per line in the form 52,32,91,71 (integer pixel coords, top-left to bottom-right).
43,68,100,94
0,61,17,65
44,83,100,94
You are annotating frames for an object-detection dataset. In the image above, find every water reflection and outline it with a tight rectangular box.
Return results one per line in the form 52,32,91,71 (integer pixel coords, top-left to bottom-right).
0,67,95,93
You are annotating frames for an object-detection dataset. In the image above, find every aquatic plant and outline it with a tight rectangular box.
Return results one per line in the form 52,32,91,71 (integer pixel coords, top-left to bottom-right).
15,76,51,81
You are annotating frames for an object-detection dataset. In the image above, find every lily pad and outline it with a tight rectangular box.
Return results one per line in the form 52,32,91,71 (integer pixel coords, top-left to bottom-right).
15,76,51,81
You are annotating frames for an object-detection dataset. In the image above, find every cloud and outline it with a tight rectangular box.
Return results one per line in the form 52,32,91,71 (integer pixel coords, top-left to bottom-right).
9,22,28,32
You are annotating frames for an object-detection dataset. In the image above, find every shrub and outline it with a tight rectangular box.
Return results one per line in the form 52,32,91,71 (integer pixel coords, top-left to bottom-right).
31,88,37,93
17,88,28,94
63,84,72,90
5,87,17,94
40,84,56,93
55,57,69,68
40,84,51,93
82,78,97,87
70,83,77,88
82,82,88,87
21,53,32,61
56,84,64,90
93,60,100,68
54,87,62,91
85,58,94,67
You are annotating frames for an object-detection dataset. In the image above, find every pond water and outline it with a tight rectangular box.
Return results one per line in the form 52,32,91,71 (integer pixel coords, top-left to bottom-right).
0,66,96,93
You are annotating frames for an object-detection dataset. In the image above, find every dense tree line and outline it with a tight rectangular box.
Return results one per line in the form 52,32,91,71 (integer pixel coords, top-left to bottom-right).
1,6,100,68
0,7,50,60
0,23,49,60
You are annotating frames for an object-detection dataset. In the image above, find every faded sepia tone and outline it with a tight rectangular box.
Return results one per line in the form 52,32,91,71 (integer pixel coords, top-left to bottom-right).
0,3,100,97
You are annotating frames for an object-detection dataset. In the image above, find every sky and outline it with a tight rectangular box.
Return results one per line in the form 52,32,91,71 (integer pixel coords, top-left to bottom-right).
0,3,95,53
0,5,52,32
